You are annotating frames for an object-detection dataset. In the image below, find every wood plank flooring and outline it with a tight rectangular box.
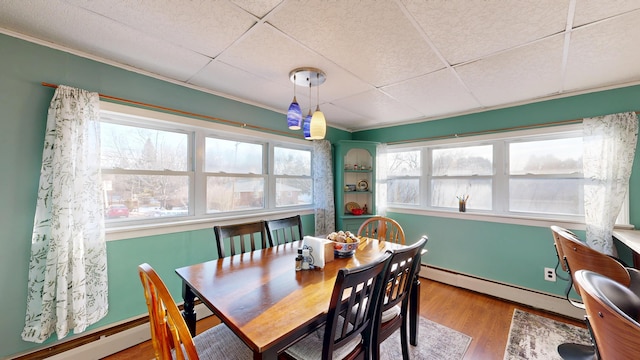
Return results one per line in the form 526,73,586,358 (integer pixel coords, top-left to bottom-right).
102,279,585,360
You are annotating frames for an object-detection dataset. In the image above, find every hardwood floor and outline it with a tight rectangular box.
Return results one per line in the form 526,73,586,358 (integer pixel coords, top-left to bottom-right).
102,279,585,360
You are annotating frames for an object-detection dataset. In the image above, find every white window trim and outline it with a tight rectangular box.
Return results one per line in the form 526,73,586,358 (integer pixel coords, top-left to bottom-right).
100,101,313,241
386,123,633,229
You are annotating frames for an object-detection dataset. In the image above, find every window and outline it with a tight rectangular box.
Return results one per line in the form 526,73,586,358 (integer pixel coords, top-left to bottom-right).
386,124,605,222
100,103,313,226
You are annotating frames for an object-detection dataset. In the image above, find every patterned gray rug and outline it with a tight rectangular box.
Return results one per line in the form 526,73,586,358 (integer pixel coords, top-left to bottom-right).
380,316,471,360
503,309,592,360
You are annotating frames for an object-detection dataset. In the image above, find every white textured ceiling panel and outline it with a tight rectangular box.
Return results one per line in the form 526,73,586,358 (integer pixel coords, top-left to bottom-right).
564,10,640,92
404,0,569,65
268,0,445,87
573,0,640,26
382,69,482,118
456,34,565,107
214,23,373,103
63,0,257,58
2,1,639,131
0,0,211,81
332,90,423,124
230,0,283,18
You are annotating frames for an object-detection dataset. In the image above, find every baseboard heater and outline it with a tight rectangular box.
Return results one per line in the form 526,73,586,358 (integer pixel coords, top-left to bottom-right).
420,264,585,320
11,267,584,359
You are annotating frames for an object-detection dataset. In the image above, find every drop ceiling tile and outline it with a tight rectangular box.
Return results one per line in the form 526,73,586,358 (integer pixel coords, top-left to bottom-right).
403,0,569,65
63,0,257,58
564,11,640,92
332,90,423,124
0,0,211,81
268,0,445,86
317,103,370,131
190,61,292,112
382,69,482,118
573,0,640,26
216,23,373,102
456,34,565,107
230,0,283,18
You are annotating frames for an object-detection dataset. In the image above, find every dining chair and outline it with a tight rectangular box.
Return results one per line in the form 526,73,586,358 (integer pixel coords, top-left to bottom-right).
137,263,252,360
373,235,428,360
551,226,640,360
213,220,270,258
357,216,405,245
574,270,640,360
284,252,392,360
265,215,303,245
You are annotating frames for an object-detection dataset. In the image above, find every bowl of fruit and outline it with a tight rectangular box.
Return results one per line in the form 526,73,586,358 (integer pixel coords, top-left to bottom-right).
327,230,361,257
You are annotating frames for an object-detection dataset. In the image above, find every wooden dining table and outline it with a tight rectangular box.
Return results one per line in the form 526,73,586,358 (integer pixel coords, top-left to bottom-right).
175,237,422,360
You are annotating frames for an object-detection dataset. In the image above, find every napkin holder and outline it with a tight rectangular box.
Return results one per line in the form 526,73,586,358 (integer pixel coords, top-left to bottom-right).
303,236,334,268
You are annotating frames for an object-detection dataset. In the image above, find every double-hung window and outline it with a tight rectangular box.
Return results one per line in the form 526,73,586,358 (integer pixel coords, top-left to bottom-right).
386,124,610,223
100,102,313,228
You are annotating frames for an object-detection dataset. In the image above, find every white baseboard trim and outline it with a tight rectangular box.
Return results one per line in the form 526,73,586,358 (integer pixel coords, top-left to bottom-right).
44,304,213,360
420,265,585,320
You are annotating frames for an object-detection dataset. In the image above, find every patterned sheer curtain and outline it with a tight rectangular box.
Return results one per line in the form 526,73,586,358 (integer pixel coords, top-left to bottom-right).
583,112,638,255
22,86,108,343
313,140,335,235
376,143,388,216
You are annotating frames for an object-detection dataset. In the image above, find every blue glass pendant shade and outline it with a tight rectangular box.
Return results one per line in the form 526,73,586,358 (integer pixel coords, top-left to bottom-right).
287,96,302,130
303,112,312,139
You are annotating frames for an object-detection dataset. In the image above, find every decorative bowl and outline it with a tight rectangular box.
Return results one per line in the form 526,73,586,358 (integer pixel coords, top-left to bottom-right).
350,208,364,215
331,237,360,258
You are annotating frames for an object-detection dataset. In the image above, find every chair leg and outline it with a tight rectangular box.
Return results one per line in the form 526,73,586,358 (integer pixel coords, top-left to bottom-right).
400,319,410,360
557,343,595,360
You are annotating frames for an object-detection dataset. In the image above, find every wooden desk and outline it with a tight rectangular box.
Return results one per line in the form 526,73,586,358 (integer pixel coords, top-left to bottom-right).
175,238,417,360
613,229,640,268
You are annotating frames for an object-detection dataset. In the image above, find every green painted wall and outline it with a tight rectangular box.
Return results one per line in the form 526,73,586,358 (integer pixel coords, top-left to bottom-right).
3,31,640,357
354,85,640,300
0,33,335,357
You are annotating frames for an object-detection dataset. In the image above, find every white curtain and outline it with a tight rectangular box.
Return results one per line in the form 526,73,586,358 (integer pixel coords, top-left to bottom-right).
376,143,388,216
22,85,108,343
313,140,335,235
583,112,638,255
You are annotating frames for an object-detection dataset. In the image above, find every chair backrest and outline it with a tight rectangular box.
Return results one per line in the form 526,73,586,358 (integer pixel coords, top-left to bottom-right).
323,252,392,360
550,225,573,273
138,263,199,360
265,215,303,245
380,235,428,314
357,216,406,244
554,227,631,296
574,270,640,359
214,221,269,258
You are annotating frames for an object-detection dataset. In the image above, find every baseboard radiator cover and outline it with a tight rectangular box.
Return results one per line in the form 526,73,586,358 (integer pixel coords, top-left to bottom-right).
420,264,585,320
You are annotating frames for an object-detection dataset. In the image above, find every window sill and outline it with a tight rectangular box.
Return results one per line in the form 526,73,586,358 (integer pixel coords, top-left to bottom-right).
387,207,634,231
106,208,314,241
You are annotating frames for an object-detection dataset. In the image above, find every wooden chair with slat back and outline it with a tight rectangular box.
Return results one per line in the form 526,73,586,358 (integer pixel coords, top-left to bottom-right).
357,216,405,244
213,220,270,258
265,215,303,246
575,270,640,360
138,263,252,360
373,236,427,360
284,252,392,360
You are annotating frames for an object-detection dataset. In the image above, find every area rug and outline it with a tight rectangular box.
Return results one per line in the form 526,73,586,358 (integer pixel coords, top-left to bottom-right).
379,316,472,360
503,309,592,360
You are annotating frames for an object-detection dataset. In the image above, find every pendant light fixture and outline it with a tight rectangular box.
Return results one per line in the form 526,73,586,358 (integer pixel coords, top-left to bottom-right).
286,73,302,130
288,67,326,140
309,71,326,140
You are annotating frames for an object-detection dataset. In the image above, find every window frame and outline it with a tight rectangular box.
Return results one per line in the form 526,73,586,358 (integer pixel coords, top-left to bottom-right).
386,124,631,228
100,102,314,241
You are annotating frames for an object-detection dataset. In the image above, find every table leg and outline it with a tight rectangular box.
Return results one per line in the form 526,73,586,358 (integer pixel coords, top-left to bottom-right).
409,275,421,346
181,281,197,337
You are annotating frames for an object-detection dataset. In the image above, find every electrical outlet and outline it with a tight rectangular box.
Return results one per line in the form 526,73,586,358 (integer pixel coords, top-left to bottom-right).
544,267,556,282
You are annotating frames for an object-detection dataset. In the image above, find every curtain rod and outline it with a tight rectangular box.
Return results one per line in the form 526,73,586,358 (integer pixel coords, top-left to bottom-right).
386,110,640,145
41,82,300,138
